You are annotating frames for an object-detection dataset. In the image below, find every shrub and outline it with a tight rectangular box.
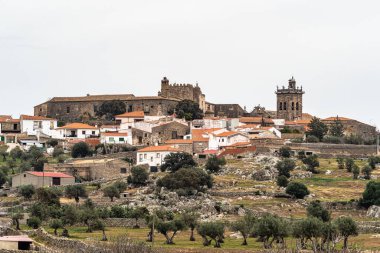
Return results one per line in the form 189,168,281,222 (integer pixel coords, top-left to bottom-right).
344,134,363,145
103,186,120,202
362,165,372,180
359,181,380,208
65,185,88,203
286,182,310,199
279,146,291,158
352,165,360,180
160,152,197,172
368,156,380,170
71,142,91,158
19,185,36,200
275,159,296,178
113,181,128,192
336,158,345,170
205,155,226,173
322,135,342,144
306,135,319,143
127,166,149,186
302,155,320,174
27,216,41,229
47,139,59,147
52,147,64,158
276,175,289,188
157,168,213,196
345,158,355,172
306,201,330,222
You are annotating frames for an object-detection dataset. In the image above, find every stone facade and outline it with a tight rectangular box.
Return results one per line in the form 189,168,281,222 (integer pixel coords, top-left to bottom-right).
276,77,305,121
159,77,207,112
34,95,180,122
214,104,246,118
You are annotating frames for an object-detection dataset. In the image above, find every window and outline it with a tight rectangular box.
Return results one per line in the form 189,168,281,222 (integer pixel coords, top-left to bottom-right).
82,131,86,135
33,121,41,130
109,137,115,142
150,157,153,162
296,102,299,110
23,174,26,178
13,124,18,130
279,102,283,111
144,133,148,137
119,137,125,142
93,105,98,112
144,154,147,159
284,102,287,110
92,131,95,135
139,154,143,162
172,131,178,139
50,121,54,130
66,107,70,113
156,153,160,158
120,168,127,174
292,102,295,111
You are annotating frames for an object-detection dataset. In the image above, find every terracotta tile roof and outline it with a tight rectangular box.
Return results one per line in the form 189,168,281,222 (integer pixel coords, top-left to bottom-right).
218,146,257,158
102,132,128,137
295,119,311,125
323,117,353,121
67,138,101,146
116,111,145,118
227,142,251,147
191,128,221,142
138,145,180,152
20,115,55,121
165,139,193,144
236,124,259,129
200,149,218,155
239,117,274,124
57,123,98,130
0,118,20,123
215,131,239,137
27,171,74,178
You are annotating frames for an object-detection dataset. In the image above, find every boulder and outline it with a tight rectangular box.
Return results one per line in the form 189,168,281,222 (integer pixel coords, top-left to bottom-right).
367,205,380,218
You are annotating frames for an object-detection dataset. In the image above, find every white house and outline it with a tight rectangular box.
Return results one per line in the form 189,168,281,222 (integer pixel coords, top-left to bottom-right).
208,131,250,150
100,132,132,145
53,123,99,139
20,115,57,137
136,145,180,168
115,111,145,129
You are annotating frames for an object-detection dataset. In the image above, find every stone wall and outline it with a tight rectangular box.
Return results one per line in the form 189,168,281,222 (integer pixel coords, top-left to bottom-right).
214,104,246,118
151,122,190,144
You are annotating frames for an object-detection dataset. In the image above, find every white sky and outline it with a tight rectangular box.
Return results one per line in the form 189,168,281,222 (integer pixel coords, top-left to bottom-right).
0,0,379,128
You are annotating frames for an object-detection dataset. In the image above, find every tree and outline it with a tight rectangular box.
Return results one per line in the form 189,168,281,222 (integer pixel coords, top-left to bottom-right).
156,218,186,245
205,155,226,173
36,187,62,206
276,175,289,188
181,211,199,241
337,158,345,170
65,185,88,204
344,158,355,172
352,164,360,180
334,217,358,250
19,184,36,200
329,117,344,137
306,135,319,143
279,146,291,158
113,181,128,192
292,217,324,251
286,182,310,199
9,146,23,161
157,168,213,196
49,219,64,236
47,139,59,147
173,99,203,121
360,181,380,208
197,222,225,248
103,185,120,202
0,170,8,187
302,155,320,174
362,165,372,180
307,201,330,222
127,166,149,186
52,147,64,158
0,145,8,161
368,156,380,170
79,208,98,233
96,100,126,121
275,158,296,178
27,216,41,229
160,152,197,172
231,212,256,246
129,207,149,229
71,142,91,158
255,214,289,249
12,212,24,230
307,117,328,141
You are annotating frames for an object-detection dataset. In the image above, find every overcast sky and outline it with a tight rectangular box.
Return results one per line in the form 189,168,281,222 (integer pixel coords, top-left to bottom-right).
0,0,379,128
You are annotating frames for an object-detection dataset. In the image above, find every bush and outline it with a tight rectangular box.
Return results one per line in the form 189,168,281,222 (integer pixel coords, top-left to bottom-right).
160,152,197,172
27,216,41,229
47,139,59,147
157,168,213,196
286,182,310,199
103,186,120,202
344,134,363,145
71,142,91,158
352,165,360,180
127,166,149,186
306,135,319,143
276,175,289,188
279,146,291,158
275,159,296,178
113,181,128,192
19,185,36,200
205,155,226,173
359,181,380,208
52,147,64,158
362,165,372,180
368,156,380,170
345,158,355,172
65,185,88,203
337,158,345,170
306,201,330,222
322,135,342,144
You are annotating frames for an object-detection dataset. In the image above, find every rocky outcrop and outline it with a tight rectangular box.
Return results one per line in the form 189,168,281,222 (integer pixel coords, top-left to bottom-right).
367,205,380,218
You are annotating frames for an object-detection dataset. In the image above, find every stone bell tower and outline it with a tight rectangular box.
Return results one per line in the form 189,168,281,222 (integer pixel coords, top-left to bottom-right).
275,77,305,121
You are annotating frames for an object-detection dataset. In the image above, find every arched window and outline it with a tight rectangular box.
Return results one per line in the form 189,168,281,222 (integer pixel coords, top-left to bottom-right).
296,102,299,110
279,102,283,111
292,102,295,111
284,102,287,110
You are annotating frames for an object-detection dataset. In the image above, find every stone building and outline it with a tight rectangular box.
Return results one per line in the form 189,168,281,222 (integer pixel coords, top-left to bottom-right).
214,104,246,118
158,77,206,112
276,77,305,121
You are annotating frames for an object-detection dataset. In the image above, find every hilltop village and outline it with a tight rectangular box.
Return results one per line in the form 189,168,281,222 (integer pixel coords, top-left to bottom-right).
0,77,379,252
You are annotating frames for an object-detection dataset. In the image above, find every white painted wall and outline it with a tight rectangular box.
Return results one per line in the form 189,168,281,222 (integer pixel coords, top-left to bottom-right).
21,120,57,136
136,151,176,167
52,128,100,139
100,135,132,145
